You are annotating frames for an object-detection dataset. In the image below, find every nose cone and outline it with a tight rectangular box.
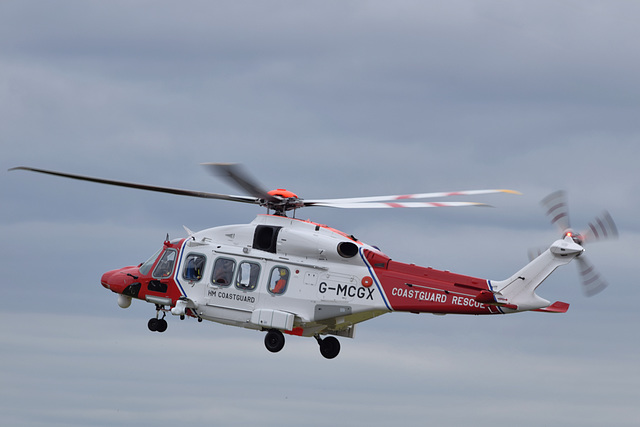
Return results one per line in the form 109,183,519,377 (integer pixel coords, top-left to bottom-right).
100,270,118,289
101,267,137,293
101,270,117,289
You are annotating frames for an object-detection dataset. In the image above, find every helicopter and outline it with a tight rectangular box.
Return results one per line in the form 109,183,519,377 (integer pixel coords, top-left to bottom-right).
9,164,618,359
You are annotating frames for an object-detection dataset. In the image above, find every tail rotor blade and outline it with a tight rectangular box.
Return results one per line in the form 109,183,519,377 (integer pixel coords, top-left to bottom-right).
540,190,571,233
581,211,618,244
576,256,608,297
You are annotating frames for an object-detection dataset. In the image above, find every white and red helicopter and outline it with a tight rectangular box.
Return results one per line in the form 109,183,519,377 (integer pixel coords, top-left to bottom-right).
10,164,617,359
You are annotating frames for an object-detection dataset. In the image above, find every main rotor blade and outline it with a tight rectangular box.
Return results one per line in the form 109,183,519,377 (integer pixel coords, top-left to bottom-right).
576,256,608,297
9,166,259,204
202,163,279,203
540,190,571,233
306,201,491,209
304,189,520,205
581,211,618,244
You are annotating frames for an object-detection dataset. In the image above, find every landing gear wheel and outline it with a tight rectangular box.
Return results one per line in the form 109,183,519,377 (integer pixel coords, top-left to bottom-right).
318,336,341,359
149,305,168,333
264,329,285,353
156,318,168,333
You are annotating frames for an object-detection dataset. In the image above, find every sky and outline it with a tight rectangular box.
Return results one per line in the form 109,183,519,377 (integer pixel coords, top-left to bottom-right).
1,1,639,425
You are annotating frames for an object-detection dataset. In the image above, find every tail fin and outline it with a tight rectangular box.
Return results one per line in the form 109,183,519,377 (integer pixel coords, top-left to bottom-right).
489,236,583,312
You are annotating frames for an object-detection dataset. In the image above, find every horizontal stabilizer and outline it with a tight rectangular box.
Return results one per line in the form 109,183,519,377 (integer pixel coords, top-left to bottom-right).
533,301,570,313
474,290,497,304
474,290,518,310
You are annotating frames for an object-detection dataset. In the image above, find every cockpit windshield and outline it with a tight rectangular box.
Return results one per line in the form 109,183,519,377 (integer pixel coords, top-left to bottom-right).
138,245,179,278
139,248,162,275
152,249,177,278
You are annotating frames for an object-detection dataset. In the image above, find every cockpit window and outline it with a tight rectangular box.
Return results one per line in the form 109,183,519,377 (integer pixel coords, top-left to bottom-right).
236,261,261,291
139,248,162,276
183,253,206,282
211,257,235,287
152,249,177,279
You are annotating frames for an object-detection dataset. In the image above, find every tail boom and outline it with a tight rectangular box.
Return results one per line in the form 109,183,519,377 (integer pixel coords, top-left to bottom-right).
363,250,504,315
363,236,582,315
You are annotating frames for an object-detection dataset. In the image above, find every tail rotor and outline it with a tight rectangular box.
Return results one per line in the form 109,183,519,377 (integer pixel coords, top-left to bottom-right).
540,190,617,296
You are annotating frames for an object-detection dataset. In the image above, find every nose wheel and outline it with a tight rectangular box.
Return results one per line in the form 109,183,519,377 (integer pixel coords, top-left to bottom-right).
148,304,168,333
147,317,168,332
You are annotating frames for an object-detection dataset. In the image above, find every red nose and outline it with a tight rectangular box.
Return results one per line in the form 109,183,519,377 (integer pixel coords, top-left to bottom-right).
101,268,135,293
101,270,117,289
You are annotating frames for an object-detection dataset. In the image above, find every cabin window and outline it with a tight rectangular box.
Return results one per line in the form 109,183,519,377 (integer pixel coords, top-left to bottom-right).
236,261,261,291
268,266,290,295
211,257,236,287
183,253,206,282
152,249,177,279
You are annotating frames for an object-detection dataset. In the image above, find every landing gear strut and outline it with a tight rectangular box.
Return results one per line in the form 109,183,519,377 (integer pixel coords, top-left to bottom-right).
264,329,285,353
315,335,340,359
148,304,168,333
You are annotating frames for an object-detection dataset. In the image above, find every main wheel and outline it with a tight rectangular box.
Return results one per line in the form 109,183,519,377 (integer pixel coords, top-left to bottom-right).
264,329,285,353
319,336,340,359
147,318,158,332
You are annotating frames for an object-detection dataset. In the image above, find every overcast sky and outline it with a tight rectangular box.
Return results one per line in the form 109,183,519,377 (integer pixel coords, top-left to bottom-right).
2,1,639,426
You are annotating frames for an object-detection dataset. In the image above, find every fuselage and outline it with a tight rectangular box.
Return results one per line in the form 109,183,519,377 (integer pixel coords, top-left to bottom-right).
101,215,501,338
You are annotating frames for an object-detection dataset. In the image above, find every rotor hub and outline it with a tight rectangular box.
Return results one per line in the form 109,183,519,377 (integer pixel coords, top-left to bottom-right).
264,188,304,215
564,230,584,246
268,188,299,199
